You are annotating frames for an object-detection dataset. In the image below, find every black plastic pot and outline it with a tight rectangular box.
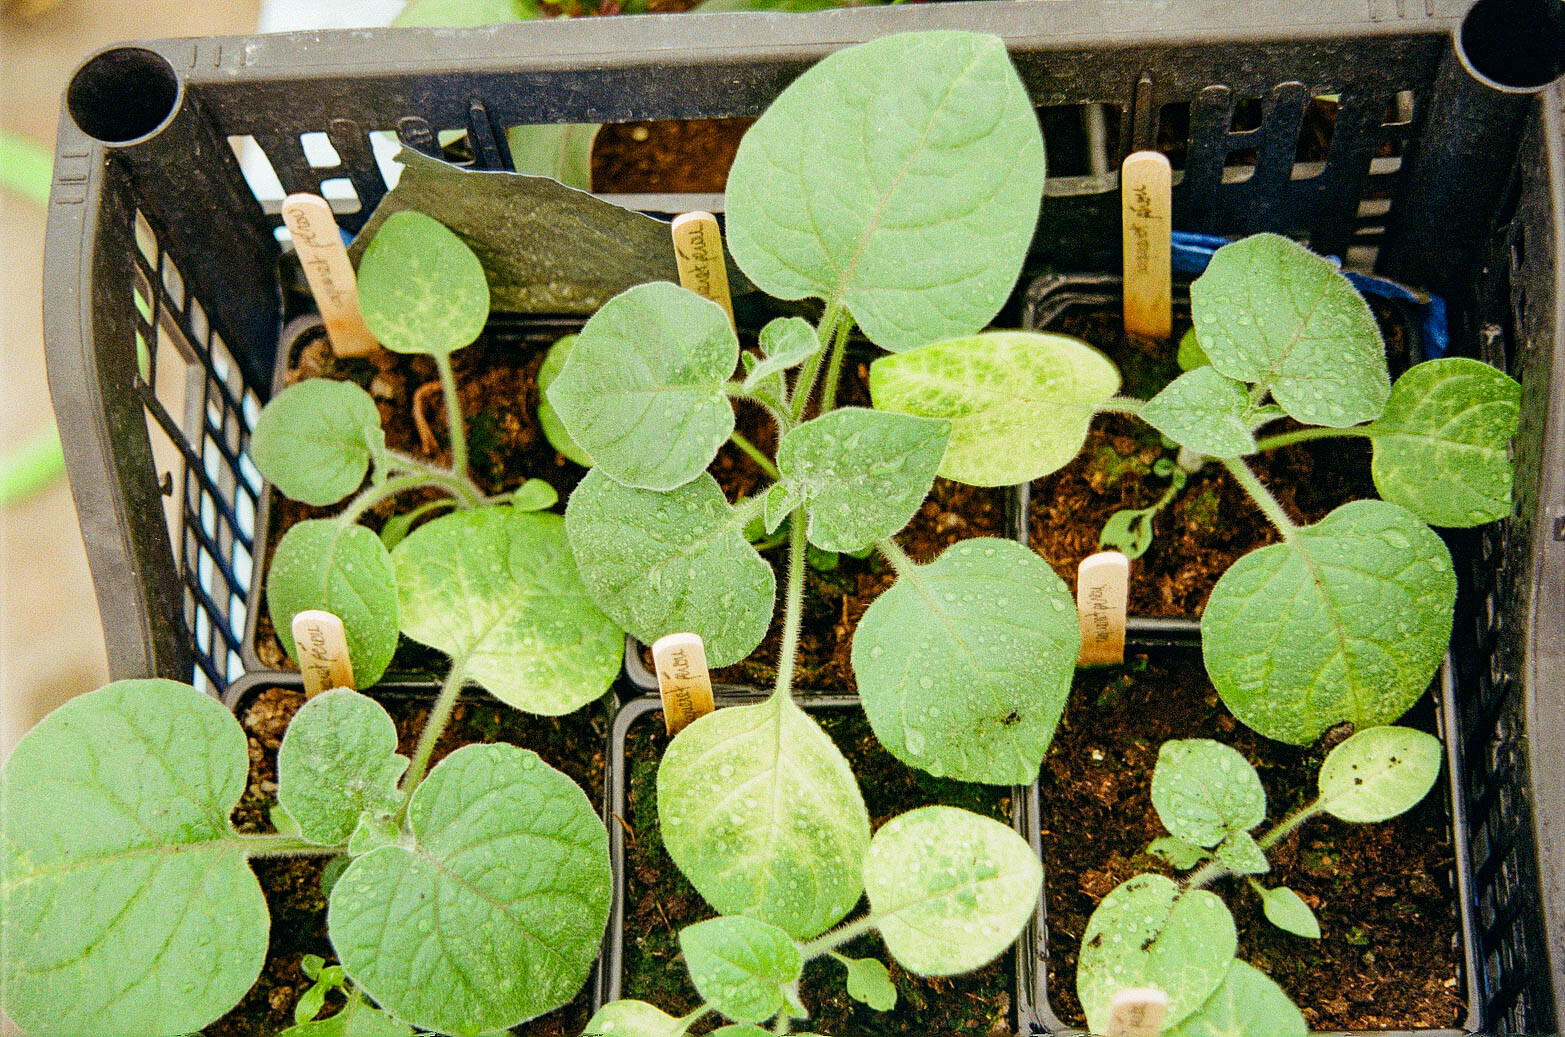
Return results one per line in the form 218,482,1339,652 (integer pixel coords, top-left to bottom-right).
39,2,1565,1029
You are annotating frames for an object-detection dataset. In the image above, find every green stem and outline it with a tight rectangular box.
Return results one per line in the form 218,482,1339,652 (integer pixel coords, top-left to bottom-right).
381,449,485,508
1253,425,1370,453
1221,457,1298,542
817,313,854,414
790,304,843,422
433,353,469,482
1095,395,1147,417
772,516,809,702
337,474,456,526
876,537,918,580
1184,798,1322,890
399,658,469,815
730,430,781,480
233,833,343,858
799,914,878,958
773,1013,792,1035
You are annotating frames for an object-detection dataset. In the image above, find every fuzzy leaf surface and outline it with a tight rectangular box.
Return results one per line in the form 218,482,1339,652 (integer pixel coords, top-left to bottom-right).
358,210,489,358
328,744,610,1036
743,316,822,395
853,538,1078,783
547,281,736,490
1150,739,1266,848
1190,234,1388,427
566,470,773,667
777,408,949,553
869,332,1119,485
1317,726,1443,822
267,519,399,690
1077,874,1237,1033
582,1000,687,1037
1366,357,1520,527
864,806,1041,975
1216,831,1269,875
725,31,1045,352
392,507,621,714
1257,886,1320,939
1139,367,1257,458
1201,500,1455,744
658,695,871,939
680,916,803,1023
1149,836,1208,870
276,688,407,845
1162,960,1307,1037
0,681,267,1037
537,334,593,466
252,379,386,506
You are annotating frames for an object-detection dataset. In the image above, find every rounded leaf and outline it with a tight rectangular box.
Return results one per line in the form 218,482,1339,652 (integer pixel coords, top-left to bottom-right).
1256,885,1320,940
679,916,803,1024
1150,740,1266,848
1162,960,1306,1037
1,681,268,1037
328,744,611,1035
392,507,622,714
1317,725,1443,822
726,32,1045,352
583,1000,689,1037
864,806,1041,975
743,316,822,394
276,688,407,845
869,332,1119,485
358,209,490,358
1139,367,1257,459
853,538,1078,784
1202,500,1455,744
253,379,386,506
841,956,897,1011
537,334,593,467
658,696,871,939
268,518,400,690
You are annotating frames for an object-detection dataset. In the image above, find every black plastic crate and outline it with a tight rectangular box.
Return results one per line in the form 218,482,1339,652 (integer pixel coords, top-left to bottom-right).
40,2,1563,1031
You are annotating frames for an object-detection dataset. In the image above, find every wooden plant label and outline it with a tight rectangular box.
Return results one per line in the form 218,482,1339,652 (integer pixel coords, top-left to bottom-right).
280,193,379,358
652,632,716,736
1077,551,1130,666
671,212,735,327
1106,987,1169,1036
291,609,356,697
1121,151,1172,340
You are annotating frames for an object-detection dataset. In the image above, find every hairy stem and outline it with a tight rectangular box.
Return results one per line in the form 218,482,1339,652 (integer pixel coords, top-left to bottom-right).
399,657,469,816
338,474,464,526
772,517,809,702
773,1013,792,1035
1184,798,1323,890
1221,457,1298,541
817,313,855,414
1095,395,1147,417
731,430,782,480
790,304,843,422
234,833,344,858
433,353,469,482
877,536,918,580
1253,425,1370,453
381,449,485,508
798,914,878,958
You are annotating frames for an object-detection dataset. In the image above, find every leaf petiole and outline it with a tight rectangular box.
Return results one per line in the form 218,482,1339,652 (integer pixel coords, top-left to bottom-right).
816,312,855,414
433,353,470,481
1252,425,1370,453
398,655,471,816
731,430,782,480
772,516,810,701
1220,457,1298,542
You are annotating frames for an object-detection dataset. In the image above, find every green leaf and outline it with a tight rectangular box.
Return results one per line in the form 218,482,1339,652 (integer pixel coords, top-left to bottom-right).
1148,836,1208,870
328,744,610,1036
1255,885,1320,939
1150,740,1266,848
869,332,1119,485
566,470,773,667
1177,327,1211,371
537,334,594,467
1365,357,1520,527
507,123,598,192
394,0,538,26
582,1000,689,1037
347,814,400,857
658,695,871,939
392,507,621,714
1139,367,1258,458
863,806,1041,975
764,481,802,537
725,32,1045,352
547,282,737,490
680,916,803,1024
279,992,415,1037
276,688,407,846
1162,960,1307,1037
1189,233,1388,427
777,408,950,553
1201,500,1456,744
267,519,400,690
512,479,559,511
840,956,897,1011
378,498,455,551
358,210,490,358
710,1026,774,1037
1100,506,1157,560
1317,725,1443,823
744,317,823,396
853,538,1078,784
253,380,387,506
1077,874,1237,1033
0,680,268,1037
1215,831,1269,875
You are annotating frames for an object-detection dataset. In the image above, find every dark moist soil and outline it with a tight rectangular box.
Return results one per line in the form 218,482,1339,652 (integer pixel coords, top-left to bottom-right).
1029,298,1411,618
592,118,755,194
639,354,1009,693
1038,652,1464,1030
207,687,610,1037
621,706,1018,1036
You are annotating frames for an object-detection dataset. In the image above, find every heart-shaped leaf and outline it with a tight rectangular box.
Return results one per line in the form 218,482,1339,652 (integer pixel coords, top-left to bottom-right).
1150,740,1266,848
658,695,871,939
267,519,400,690
1201,500,1455,744
680,916,804,1024
358,209,490,358
1078,874,1237,1033
1365,357,1520,527
869,332,1119,485
536,334,593,467
253,379,387,506
725,32,1045,352
547,281,737,491
1317,726,1443,823
776,408,950,553
0,681,268,1037
1139,367,1257,458
392,507,622,714
1162,960,1307,1037
1189,234,1388,427
276,688,407,846
1215,831,1269,875
328,744,610,1036
853,538,1078,784
743,317,822,396
565,470,773,667
1256,885,1320,940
